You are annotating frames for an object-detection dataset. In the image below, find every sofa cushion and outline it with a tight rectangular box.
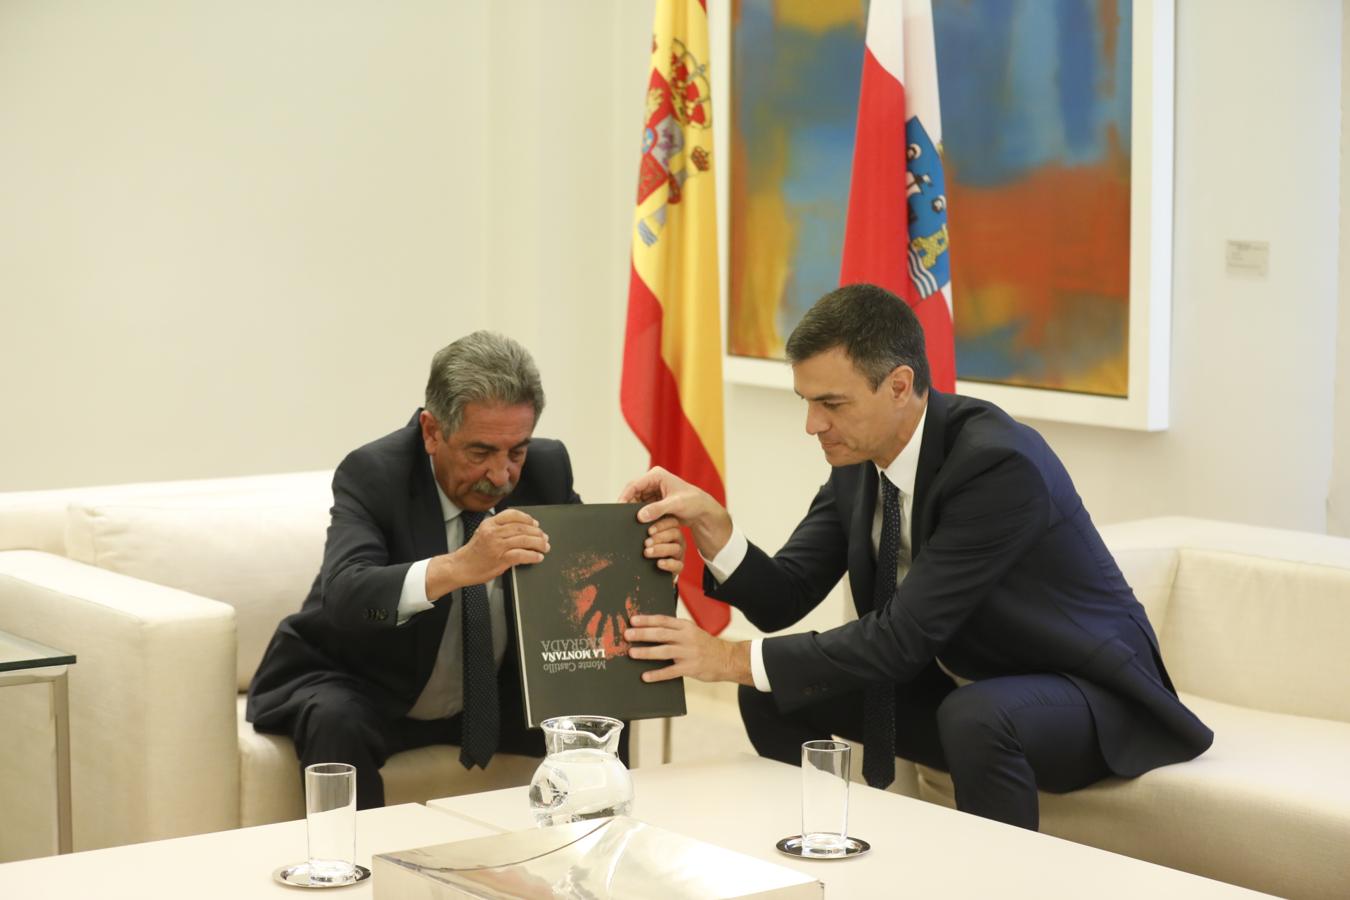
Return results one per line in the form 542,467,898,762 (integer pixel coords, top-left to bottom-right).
1105,545,1177,637
1101,516,1350,570
235,698,539,827
1164,549,1350,722
0,471,333,557
65,490,330,689
914,693,1350,899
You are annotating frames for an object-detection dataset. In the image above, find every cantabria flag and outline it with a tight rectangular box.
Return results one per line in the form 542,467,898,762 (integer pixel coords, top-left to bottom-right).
841,0,956,391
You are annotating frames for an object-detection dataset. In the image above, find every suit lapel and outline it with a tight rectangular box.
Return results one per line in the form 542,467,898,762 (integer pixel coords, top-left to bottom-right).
408,425,450,564
911,389,949,562
848,463,879,615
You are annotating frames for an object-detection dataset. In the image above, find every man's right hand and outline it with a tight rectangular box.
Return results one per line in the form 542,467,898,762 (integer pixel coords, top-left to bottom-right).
426,509,549,599
619,467,734,561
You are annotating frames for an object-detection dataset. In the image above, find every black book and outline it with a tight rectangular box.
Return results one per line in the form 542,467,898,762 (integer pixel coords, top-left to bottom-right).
509,503,687,727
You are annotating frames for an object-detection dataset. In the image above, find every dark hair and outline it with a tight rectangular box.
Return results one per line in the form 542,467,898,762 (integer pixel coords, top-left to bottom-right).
785,283,931,393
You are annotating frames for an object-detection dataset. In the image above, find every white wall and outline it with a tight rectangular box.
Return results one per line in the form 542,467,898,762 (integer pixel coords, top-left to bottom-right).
0,1,495,490
1028,0,1343,535
475,0,654,506
1333,0,1350,537
0,2,1344,594
0,0,659,499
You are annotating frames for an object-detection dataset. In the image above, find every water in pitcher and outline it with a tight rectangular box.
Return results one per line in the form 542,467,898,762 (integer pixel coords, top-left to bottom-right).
529,747,634,827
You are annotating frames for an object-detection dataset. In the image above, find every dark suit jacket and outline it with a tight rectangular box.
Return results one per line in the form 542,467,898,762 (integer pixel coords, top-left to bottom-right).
247,411,580,729
707,390,1213,777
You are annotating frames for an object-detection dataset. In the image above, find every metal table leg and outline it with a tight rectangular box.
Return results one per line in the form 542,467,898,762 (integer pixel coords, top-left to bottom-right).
52,669,73,854
0,666,74,855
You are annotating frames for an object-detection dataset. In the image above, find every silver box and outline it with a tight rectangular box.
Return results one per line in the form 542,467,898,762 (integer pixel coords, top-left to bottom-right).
372,816,822,899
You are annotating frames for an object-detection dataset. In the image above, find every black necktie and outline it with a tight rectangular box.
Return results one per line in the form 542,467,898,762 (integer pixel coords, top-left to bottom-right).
458,511,499,769
863,475,902,789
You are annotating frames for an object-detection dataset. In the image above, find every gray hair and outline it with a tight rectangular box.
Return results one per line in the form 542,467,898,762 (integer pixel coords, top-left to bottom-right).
424,331,545,435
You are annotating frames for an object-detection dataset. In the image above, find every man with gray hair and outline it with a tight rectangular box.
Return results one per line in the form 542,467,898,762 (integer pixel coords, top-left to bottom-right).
248,331,684,809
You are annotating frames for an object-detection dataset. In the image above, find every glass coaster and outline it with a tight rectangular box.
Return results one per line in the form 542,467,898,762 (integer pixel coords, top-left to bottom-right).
776,835,870,859
273,862,372,889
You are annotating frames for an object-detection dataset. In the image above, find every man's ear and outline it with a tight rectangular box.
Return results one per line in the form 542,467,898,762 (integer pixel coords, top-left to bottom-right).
419,410,443,454
889,365,915,404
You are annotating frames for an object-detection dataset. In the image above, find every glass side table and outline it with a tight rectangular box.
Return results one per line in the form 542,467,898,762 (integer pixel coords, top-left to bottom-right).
0,631,76,854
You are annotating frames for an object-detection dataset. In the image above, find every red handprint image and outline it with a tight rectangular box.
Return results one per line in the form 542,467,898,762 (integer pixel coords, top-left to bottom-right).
562,553,644,657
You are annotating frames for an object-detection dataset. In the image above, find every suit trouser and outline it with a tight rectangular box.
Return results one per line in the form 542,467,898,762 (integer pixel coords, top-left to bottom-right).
276,675,633,809
737,665,1110,830
281,676,548,809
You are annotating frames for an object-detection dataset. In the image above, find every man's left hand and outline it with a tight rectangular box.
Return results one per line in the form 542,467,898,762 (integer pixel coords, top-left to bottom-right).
642,515,685,579
625,614,753,686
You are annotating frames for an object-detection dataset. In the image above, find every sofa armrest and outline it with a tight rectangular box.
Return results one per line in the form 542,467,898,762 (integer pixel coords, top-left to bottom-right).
0,551,239,851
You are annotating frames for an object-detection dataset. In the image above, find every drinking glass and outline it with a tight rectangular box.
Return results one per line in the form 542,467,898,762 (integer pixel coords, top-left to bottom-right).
305,762,357,884
800,740,850,857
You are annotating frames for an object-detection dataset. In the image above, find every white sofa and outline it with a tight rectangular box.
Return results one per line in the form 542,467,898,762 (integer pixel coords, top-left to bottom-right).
891,517,1350,900
0,471,543,858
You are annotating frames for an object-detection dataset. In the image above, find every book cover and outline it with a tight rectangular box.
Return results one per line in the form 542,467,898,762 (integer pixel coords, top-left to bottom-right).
509,503,686,727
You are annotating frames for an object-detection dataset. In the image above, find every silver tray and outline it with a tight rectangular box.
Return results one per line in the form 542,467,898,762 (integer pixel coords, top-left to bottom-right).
273,862,371,889
775,835,870,859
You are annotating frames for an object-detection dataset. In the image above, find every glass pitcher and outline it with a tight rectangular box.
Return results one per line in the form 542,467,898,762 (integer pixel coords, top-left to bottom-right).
528,715,634,827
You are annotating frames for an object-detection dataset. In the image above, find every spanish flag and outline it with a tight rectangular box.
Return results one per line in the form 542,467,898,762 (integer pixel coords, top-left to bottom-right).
621,0,729,635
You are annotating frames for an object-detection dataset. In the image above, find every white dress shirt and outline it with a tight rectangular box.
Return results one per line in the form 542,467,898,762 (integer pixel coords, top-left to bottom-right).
398,467,509,720
705,404,935,692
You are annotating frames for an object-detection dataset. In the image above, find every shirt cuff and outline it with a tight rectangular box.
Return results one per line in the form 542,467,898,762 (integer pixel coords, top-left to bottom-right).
749,638,772,692
701,527,748,583
397,558,436,625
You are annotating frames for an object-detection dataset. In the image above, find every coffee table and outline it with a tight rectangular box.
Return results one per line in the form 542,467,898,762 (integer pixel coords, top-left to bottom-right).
0,630,76,854
0,803,496,899
426,754,1272,898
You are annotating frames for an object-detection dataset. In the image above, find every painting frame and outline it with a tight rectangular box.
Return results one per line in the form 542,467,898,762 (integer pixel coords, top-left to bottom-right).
712,0,1173,431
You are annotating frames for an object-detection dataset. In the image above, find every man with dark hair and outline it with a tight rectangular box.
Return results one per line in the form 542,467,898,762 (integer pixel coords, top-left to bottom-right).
620,284,1211,830
248,331,684,809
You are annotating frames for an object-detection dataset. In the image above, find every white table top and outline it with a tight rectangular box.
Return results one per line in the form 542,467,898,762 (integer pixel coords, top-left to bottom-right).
0,803,496,900
427,754,1271,899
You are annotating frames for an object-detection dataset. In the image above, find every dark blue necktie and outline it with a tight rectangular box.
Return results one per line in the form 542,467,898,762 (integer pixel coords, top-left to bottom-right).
458,511,499,769
863,474,901,789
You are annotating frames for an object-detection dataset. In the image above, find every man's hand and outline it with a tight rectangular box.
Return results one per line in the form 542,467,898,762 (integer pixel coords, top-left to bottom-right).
427,509,549,599
619,467,734,560
642,515,685,580
624,614,753,686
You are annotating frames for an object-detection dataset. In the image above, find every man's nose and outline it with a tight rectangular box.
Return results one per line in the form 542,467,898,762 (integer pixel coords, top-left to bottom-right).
485,459,511,486
805,408,826,436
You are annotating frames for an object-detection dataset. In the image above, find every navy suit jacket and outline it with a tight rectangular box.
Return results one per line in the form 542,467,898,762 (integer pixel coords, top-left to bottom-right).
707,390,1212,777
247,411,580,729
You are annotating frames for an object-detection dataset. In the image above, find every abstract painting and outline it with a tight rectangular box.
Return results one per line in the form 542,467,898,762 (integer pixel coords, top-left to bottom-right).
726,0,866,362
936,0,1132,397
725,0,1170,426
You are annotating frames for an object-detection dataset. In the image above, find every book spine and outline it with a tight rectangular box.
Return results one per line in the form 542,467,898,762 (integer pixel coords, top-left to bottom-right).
508,566,536,727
